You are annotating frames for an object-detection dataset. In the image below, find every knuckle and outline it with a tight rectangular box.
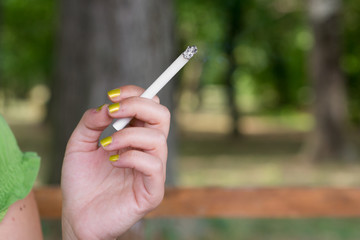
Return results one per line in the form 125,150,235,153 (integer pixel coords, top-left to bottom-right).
161,106,171,121
154,96,161,103
151,158,164,174
154,130,167,146
147,186,165,208
153,190,165,207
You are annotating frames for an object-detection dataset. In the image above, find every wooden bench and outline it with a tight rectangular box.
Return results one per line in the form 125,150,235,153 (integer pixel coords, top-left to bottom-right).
34,187,360,219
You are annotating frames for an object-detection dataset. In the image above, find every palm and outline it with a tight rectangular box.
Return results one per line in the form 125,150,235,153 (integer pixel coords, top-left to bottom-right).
62,148,152,237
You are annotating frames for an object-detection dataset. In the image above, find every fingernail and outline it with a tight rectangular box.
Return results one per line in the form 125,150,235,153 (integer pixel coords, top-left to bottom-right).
100,136,112,147
108,89,121,99
108,103,120,113
96,104,105,112
109,154,119,162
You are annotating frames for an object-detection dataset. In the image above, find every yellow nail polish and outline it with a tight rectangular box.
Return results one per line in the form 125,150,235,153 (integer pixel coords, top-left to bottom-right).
100,136,112,147
108,103,120,113
109,154,119,162
96,104,105,112
108,89,121,99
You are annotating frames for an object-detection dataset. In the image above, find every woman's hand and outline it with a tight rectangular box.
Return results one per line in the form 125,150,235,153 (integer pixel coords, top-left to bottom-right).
61,85,170,240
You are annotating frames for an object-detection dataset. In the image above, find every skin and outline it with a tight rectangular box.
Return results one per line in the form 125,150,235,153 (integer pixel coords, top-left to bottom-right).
61,85,170,240
0,191,43,240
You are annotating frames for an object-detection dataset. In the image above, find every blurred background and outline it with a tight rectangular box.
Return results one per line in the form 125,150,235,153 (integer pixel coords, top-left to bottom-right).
1,0,360,239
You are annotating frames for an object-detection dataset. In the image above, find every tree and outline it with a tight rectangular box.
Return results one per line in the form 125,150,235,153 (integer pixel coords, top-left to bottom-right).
222,0,245,136
50,0,176,238
303,0,349,161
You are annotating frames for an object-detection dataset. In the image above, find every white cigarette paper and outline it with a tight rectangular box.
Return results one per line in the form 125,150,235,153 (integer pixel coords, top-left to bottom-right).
112,45,198,131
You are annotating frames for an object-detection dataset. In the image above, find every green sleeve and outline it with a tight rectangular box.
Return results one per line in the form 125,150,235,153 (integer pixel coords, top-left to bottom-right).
0,115,40,221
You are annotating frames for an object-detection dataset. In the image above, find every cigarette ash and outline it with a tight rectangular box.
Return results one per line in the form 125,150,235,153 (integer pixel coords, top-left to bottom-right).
182,46,198,60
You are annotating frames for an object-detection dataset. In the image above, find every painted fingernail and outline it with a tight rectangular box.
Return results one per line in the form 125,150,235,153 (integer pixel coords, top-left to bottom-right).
109,154,119,162
100,136,112,147
96,104,105,112
108,103,120,113
108,89,121,99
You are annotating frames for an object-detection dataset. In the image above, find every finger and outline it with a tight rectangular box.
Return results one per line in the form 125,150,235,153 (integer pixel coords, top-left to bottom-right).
107,97,170,136
107,85,160,104
100,127,168,162
110,150,165,205
66,105,112,153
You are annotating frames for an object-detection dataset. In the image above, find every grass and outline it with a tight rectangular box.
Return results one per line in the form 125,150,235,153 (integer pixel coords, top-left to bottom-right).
178,134,360,187
145,219,360,240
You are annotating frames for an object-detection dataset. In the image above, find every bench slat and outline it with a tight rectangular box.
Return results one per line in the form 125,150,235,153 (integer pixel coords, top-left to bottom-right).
34,187,360,219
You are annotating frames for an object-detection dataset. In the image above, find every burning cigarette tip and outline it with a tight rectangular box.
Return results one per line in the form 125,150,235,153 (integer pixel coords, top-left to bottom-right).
183,45,198,60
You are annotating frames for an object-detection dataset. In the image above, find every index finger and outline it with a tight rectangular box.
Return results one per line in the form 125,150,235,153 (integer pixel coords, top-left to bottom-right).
107,85,160,103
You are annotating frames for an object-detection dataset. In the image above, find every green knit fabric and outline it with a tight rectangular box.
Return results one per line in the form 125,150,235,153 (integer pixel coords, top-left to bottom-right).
0,114,40,222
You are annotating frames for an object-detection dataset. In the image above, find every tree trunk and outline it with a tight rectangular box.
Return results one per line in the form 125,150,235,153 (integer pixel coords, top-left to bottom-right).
304,0,349,161
223,0,244,137
50,0,176,238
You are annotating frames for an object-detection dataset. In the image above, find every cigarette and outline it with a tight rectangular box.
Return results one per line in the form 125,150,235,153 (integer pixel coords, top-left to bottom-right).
112,45,198,131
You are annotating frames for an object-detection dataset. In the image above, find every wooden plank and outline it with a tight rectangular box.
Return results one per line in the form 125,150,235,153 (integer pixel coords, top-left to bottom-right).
34,187,62,219
34,187,360,219
148,188,360,218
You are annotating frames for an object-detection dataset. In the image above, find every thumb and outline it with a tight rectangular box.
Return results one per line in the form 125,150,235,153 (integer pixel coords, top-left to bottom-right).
66,105,113,153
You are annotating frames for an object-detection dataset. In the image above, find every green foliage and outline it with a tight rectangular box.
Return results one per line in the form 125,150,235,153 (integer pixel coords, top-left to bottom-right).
0,0,56,96
344,0,360,125
176,0,310,112
1,0,360,125
176,0,360,124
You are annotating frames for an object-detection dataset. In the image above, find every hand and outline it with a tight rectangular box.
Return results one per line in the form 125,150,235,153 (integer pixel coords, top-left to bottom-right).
61,85,170,240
